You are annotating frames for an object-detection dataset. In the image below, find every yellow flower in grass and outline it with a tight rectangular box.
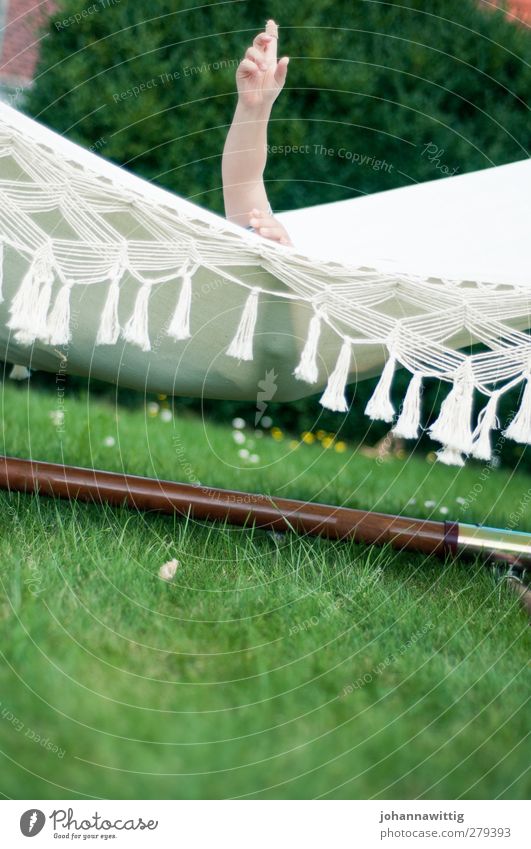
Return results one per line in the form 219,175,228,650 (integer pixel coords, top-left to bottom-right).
271,427,284,441
289,440,299,449
301,431,315,444
316,429,327,440
321,435,334,449
335,441,347,453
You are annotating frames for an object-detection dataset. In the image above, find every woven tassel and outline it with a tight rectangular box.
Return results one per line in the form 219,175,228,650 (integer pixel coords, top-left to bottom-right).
9,364,30,380
96,280,121,345
7,243,55,345
227,287,260,361
436,446,465,467
393,373,422,439
503,373,531,445
96,246,127,345
294,310,322,384
167,262,196,341
365,353,396,423
470,393,500,461
319,339,352,412
122,283,152,352
429,361,475,454
45,281,74,345
34,275,55,340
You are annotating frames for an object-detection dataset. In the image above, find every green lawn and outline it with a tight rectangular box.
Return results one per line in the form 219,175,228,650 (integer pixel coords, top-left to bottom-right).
0,378,529,800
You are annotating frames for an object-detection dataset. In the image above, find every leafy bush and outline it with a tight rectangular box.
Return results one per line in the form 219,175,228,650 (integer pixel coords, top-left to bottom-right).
23,0,531,466
27,0,531,208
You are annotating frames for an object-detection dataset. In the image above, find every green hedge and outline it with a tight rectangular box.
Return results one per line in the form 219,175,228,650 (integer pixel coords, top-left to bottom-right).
27,0,531,209
23,0,531,466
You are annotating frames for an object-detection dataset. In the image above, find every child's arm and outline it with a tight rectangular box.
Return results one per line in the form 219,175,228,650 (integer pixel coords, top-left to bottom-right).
222,20,291,243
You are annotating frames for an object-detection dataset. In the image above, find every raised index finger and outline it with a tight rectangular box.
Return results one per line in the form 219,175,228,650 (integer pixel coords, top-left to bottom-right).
264,19,278,61
266,19,278,39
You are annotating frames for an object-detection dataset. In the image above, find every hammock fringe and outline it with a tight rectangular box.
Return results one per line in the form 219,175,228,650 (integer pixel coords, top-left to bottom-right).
320,339,351,412
429,361,475,455
503,373,531,445
365,352,396,423
7,243,55,345
45,281,74,345
470,393,500,461
96,248,128,345
393,373,423,439
436,446,465,467
227,287,260,361
122,283,152,352
9,363,30,380
167,262,196,341
96,280,121,345
293,310,322,384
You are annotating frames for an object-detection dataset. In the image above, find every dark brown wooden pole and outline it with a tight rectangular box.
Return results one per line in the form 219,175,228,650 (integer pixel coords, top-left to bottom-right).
0,454,455,556
0,455,530,567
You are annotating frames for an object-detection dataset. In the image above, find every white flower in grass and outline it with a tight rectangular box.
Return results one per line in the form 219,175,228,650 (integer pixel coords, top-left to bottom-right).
160,409,173,422
49,410,64,426
261,416,273,428
456,496,466,505
232,417,246,429
424,500,436,508
407,498,416,505
238,448,249,459
439,506,449,515
233,430,246,445
147,402,159,417
159,559,179,581
103,436,115,447
249,454,260,463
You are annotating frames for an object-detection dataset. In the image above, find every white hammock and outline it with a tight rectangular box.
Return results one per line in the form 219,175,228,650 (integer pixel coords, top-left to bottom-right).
0,101,530,466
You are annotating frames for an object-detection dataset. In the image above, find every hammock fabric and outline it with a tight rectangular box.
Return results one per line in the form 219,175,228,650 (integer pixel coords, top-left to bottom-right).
0,102,530,466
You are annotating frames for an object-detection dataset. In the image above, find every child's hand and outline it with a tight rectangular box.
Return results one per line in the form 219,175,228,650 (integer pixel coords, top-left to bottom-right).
249,208,293,246
236,19,289,110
